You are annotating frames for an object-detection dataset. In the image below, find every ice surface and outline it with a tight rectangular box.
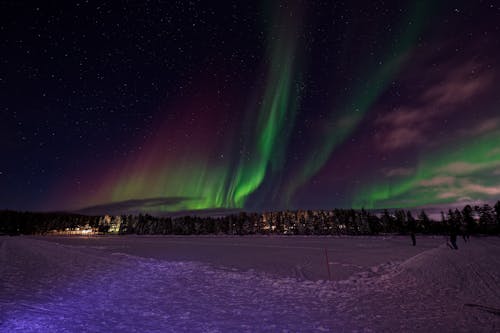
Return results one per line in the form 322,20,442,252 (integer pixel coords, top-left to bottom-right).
1,236,499,332
35,235,446,281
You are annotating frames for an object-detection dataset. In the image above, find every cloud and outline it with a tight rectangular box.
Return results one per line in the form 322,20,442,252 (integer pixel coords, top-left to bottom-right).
459,117,500,137
438,160,500,175
437,191,461,199
464,183,500,196
456,196,474,203
434,180,500,200
420,62,492,106
376,61,494,151
383,167,415,177
378,127,425,150
73,197,242,217
419,176,455,187
439,162,484,175
74,197,193,215
165,208,243,218
488,147,500,157
415,198,491,220
378,107,421,127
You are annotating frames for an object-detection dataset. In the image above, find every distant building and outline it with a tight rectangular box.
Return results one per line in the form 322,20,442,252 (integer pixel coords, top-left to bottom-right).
98,215,122,233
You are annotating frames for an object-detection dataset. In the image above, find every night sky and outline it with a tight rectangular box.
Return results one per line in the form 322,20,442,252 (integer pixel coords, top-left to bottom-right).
2,1,500,214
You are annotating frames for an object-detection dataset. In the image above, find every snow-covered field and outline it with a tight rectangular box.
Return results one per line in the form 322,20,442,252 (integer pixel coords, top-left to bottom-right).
1,236,499,332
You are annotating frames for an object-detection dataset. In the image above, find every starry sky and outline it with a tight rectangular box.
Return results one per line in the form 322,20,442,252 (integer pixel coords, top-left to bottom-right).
2,1,500,215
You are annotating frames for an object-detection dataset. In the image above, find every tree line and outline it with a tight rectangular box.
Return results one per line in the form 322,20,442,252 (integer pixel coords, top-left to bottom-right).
1,201,499,236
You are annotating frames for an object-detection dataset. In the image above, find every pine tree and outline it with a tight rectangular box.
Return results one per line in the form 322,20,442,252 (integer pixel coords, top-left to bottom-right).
494,201,500,225
418,210,431,233
462,205,475,236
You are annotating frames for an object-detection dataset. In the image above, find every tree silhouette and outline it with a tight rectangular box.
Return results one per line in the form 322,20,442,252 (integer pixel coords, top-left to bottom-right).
1,202,500,236
495,201,500,229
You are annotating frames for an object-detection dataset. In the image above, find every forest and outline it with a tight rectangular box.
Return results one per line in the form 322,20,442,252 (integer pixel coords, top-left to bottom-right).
1,202,499,236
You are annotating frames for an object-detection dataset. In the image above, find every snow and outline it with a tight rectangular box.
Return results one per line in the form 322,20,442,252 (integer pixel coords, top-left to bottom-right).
1,235,499,332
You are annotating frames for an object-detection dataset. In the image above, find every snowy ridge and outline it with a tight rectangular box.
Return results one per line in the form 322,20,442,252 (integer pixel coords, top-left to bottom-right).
333,240,500,332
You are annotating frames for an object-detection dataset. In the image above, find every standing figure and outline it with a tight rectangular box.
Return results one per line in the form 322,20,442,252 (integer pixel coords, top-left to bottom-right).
449,220,459,250
407,211,416,246
461,224,468,243
462,205,475,242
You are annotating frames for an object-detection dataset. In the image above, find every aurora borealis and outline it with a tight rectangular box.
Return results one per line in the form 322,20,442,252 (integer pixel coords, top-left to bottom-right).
2,1,500,214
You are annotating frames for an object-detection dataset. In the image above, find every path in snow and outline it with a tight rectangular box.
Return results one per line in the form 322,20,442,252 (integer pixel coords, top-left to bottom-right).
1,236,499,332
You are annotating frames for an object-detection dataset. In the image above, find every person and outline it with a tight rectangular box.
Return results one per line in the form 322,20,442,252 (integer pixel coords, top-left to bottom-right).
407,211,416,246
465,217,474,242
449,219,459,250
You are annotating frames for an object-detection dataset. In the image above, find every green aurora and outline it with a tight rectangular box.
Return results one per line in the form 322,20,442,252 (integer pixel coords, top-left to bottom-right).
284,1,433,203
228,10,300,208
354,130,500,209
43,1,500,214
84,3,302,213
